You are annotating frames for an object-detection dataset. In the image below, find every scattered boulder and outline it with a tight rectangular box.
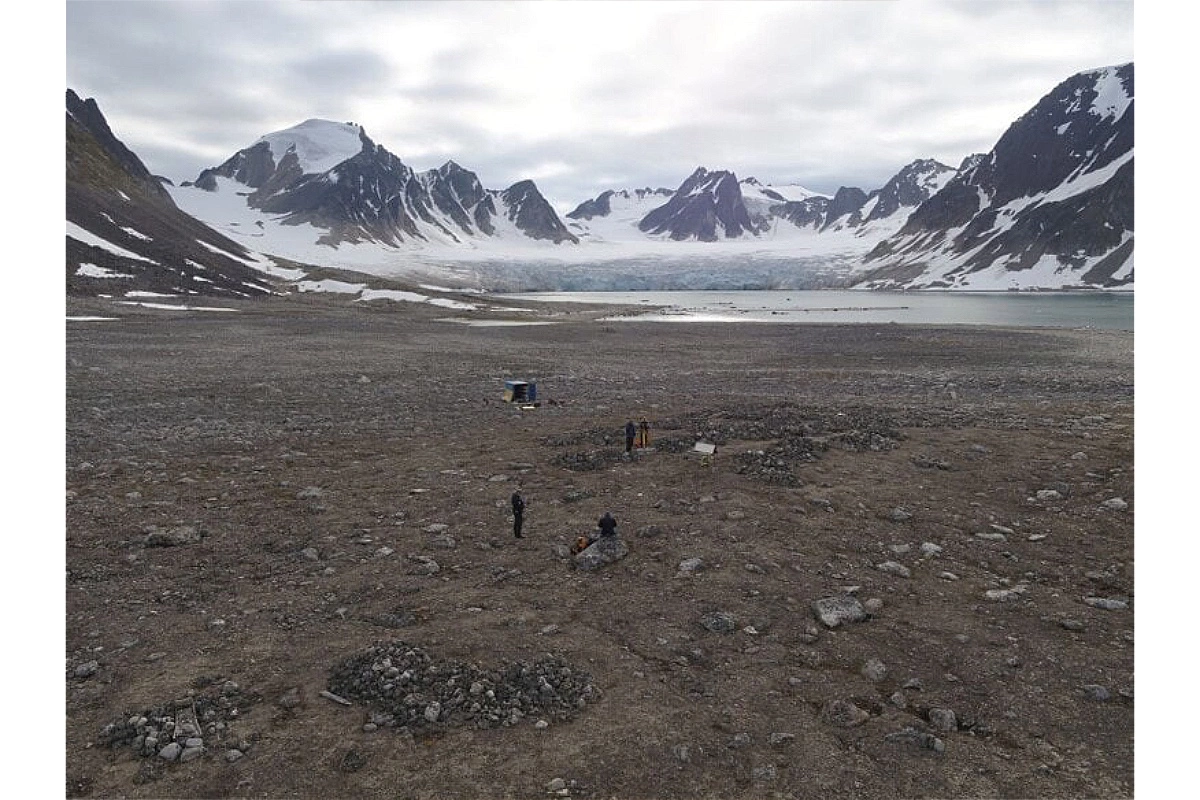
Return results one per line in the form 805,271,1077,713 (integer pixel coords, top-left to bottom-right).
811,596,867,628
876,561,911,578
820,699,869,728
700,611,738,633
885,726,945,752
575,536,629,571
145,525,203,547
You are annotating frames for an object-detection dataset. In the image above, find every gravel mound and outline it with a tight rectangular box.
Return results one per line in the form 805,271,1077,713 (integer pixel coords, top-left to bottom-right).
327,641,599,730
98,677,261,760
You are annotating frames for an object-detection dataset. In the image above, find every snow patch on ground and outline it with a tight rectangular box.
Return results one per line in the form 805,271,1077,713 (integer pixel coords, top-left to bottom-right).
67,222,158,264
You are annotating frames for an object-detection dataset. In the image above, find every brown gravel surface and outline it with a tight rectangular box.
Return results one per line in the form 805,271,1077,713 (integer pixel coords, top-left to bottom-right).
64,292,1134,799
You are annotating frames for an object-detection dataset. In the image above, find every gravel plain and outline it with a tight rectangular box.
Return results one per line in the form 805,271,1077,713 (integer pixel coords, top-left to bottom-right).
64,290,1134,799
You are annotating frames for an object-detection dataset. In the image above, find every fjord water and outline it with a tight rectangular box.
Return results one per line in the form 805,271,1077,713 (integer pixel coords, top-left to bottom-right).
501,290,1133,330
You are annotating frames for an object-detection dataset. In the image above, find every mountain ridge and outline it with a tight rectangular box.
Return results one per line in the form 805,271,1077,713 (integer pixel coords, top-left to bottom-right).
66,61,1134,295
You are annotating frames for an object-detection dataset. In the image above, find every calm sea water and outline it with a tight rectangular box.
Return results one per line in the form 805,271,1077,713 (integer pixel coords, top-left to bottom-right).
500,290,1134,331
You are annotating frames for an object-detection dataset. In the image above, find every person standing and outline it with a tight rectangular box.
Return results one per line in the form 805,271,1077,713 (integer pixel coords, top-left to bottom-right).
597,511,618,538
638,417,651,448
511,490,526,538
625,420,636,454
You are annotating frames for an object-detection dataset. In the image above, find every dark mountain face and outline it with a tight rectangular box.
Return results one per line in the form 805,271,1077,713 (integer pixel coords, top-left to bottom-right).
637,168,756,241
820,186,870,231
860,63,1133,289
66,90,274,298
498,181,579,243
771,196,829,230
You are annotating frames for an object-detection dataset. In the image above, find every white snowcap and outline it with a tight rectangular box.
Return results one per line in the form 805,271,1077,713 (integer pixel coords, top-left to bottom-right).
256,119,365,175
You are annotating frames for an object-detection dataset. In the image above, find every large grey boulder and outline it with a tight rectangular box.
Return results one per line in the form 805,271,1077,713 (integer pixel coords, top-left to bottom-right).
811,596,868,628
574,536,629,571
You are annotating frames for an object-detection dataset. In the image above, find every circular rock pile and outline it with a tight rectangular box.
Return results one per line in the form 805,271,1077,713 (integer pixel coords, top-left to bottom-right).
98,678,260,761
327,641,599,731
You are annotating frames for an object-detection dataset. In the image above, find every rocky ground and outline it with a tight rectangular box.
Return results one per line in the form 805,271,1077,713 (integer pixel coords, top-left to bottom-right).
64,291,1134,799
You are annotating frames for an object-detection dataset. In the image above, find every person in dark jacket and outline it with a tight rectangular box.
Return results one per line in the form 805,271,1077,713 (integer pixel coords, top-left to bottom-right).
625,420,637,453
597,511,618,538
511,490,526,538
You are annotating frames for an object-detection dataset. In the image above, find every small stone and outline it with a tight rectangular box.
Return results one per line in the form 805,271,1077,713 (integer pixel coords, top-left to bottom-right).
180,745,204,762
700,611,738,633
1035,489,1062,502
861,658,888,682
885,726,944,752
821,699,869,728
1082,684,1112,702
546,778,566,792
768,732,795,745
876,561,911,578
300,547,320,561
677,557,705,575
751,764,778,783
1083,596,1128,610
424,702,442,723
158,742,182,761
534,719,549,729
797,624,821,644
928,708,957,732
1101,498,1128,511
278,688,301,709
920,542,943,557
863,597,884,614
938,571,959,581
889,507,913,522
889,691,907,708
73,660,99,679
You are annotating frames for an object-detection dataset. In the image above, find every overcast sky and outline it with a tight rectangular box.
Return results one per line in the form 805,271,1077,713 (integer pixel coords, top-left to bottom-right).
66,0,1133,212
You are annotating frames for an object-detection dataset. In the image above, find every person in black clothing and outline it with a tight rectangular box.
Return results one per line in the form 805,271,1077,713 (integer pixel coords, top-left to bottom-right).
511,490,526,538
625,420,636,453
597,511,618,538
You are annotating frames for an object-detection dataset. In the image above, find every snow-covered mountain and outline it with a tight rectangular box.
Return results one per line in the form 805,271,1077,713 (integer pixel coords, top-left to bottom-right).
66,89,278,298
172,119,576,264
855,63,1133,290
66,62,1134,294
